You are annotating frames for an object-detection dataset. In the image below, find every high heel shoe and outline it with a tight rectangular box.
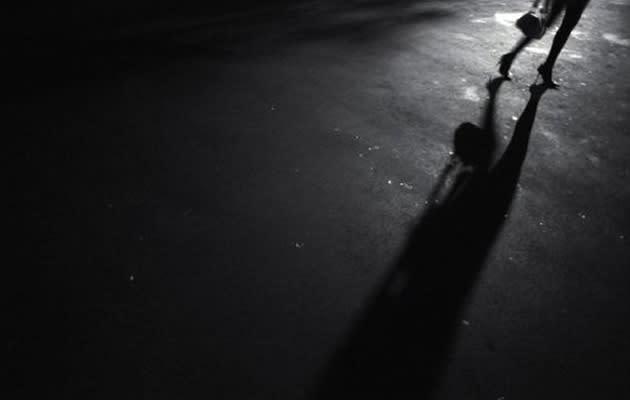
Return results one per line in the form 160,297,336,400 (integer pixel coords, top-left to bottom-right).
498,53,514,80
537,64,559,89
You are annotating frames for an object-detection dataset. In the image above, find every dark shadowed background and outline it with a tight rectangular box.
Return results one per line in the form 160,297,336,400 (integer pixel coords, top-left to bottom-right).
10,0,630,399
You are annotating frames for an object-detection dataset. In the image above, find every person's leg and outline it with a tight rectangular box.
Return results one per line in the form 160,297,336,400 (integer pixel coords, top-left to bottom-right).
499,0,563,78
545,0,565,28
499,37,531,78
539,1,588,86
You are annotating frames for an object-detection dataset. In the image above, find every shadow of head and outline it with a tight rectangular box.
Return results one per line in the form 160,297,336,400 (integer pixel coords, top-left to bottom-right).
453,122,494,170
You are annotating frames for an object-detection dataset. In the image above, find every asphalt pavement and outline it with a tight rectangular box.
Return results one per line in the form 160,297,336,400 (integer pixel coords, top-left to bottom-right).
11,0,630,398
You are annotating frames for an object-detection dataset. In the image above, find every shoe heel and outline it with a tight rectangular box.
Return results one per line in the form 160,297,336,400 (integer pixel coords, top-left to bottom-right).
537,64,559,89
498,54,513,80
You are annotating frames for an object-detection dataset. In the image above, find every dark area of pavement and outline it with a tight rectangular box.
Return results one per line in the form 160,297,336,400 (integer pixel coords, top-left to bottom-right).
10,0,630,399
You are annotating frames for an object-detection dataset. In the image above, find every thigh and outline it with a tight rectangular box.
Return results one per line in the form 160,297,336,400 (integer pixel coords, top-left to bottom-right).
566,0,589,18
545,0,566,27
562,0,589,28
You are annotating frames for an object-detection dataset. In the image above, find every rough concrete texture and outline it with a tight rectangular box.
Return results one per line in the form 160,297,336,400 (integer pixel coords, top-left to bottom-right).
11,0,630,399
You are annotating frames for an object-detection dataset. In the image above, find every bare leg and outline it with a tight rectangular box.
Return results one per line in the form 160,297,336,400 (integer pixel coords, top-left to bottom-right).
510,36,533,55
539,2,588,86
499,0,565,79
499,36,532,78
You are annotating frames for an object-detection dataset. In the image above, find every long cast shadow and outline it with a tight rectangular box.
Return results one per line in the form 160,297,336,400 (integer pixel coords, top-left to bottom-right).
316,79,548,399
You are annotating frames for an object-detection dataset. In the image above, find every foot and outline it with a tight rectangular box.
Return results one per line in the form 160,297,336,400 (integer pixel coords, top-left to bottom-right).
537,64,559,89
498,53,514,80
